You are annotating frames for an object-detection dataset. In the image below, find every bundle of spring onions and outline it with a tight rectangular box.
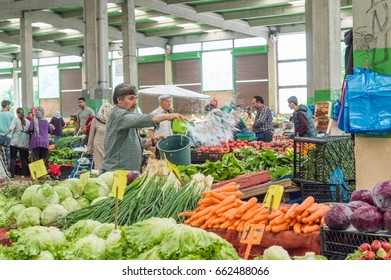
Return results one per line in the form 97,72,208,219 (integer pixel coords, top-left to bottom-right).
61,160,213,228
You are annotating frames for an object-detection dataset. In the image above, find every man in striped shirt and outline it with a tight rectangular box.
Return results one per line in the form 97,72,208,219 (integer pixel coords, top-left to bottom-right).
250,95,273,142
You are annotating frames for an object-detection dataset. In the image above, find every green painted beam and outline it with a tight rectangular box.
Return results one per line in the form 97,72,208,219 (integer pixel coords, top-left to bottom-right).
314,89,340,102
137,54,165,63
232,45,268,56
168,51,201,61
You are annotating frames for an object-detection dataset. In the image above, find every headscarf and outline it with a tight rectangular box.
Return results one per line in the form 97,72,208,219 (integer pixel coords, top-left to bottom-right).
96,103,114,124
54,111,61,119
34,106,45,136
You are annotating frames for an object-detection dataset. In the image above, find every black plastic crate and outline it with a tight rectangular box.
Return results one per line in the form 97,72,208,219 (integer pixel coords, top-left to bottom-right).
320,226,391,260
293,136,355,184
299,181,354,203
59,165,74,180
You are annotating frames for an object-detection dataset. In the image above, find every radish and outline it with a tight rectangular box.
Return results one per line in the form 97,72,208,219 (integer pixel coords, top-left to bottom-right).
371,240,382,252
359,243,371,252
364,250,376,260
381,241,391,252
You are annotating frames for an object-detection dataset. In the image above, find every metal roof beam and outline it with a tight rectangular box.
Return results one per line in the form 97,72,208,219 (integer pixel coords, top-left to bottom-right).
196,0,293,13
135,0,269,38
248,14,304,27
222,5,304,20
144,26,213,37
136,19,189,30
168,30,250,45
34,33,83,42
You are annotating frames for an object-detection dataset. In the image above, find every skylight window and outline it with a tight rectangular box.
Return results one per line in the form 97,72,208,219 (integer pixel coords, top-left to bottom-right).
32,22,53,28
177,23,198,29
149,16,174,23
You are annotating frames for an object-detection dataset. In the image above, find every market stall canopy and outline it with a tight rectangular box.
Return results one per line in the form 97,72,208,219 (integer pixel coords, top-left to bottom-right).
138,85,209,100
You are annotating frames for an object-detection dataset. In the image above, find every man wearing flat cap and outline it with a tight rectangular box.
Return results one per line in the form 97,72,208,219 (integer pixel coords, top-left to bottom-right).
149,94,173,139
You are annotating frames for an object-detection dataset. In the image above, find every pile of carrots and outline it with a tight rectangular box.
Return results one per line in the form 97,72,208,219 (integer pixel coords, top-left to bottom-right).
180,182,329,234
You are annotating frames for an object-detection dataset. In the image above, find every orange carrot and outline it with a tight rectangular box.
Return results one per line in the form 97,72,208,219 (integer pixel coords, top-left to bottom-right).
296,215,302,223
307,203,321,213
295,196,315,214
213,183,240,193
284,203,299,220
293,222,302,234
237,197,258,214
265,224,272,232
280,207,289,214
223,208,239,220
253,212,268,223
189,205,213,220
220,219,236,229
271,222,289,233
301,209,310,218
215,202,238,215
217,191,243,199
198,197,220,206
242,206,262,221
208,191,228,201
270,214,285,226
303,205,330,223
267,210,283,220
302,224,320,233
289,218,297,227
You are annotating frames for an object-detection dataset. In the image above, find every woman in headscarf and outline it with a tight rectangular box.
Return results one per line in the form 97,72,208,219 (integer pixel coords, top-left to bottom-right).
50,111,65,142
86,103,113,171
4,108,30,178
27,106,51,167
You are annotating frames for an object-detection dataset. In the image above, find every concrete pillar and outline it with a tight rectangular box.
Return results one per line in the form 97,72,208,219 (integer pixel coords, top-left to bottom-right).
83,0,108,111
20,11,34,109
267,36,277,112
352,0,391,189
305,0,341,103
121,0,138,88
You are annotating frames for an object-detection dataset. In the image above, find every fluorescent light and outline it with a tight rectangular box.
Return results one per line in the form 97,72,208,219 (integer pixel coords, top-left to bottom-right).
135,9,146,16
32,22,53,28
205,29,221,33
149,16,174,23
177,23,199,28
57,28,79,34
288,0,305,5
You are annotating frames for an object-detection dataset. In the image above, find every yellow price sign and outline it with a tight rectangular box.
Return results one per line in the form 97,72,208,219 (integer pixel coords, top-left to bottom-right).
79,171,90,188
163,154,183,185
111,170,129,200
28,159,47,180
262,185,284,210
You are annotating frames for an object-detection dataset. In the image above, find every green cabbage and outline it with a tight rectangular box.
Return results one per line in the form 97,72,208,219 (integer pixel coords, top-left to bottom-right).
262,245,292,260
31,250,54,260
53,185,73,202
41,204,68,226
83,178,109,201
7,226,66,259
105,229,125,260
16,207,41,228
5,204,26,228
59,178,82,198
60,197,81,213
76,196,90,208
63,219,102,241
92,223,115,239
30,184,59,210
99,171,114,189
63,234,106,260
21,185,41,207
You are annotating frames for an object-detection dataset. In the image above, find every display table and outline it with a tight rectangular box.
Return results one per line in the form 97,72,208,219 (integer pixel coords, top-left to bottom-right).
208,229,320,259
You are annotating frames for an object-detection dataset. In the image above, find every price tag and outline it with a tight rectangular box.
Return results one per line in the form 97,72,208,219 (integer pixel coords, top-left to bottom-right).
262,184,284,210
240,224,265,245
111,170,129,200
28,159,47,179
79,171,90,187
240,224,266,260
163,154,183,185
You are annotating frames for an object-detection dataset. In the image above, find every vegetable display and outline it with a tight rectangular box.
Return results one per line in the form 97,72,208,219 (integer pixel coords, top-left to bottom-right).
346,239,391,260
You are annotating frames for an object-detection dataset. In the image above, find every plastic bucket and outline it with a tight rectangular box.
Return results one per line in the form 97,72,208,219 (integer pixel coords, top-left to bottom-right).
172,119,189,134
157,135,191,166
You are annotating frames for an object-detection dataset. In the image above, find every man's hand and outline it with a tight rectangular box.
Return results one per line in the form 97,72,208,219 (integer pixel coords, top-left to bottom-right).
168,113,187,121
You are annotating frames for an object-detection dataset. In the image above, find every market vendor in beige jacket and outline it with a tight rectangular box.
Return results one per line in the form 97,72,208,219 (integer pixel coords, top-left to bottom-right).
102,83,186,173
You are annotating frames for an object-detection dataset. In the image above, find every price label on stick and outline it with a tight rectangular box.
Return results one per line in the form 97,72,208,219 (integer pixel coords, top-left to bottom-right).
240,224,266,260
111,170,129,200
262,185,284,210
29,159,47,180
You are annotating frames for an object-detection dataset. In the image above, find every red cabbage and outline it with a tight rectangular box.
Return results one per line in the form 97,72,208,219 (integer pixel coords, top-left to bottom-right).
347,200,371,213
350,189,374,205
351,205,383,233
383,208,391,234
373,180,391,211
126,171,141,185
324,204,353,230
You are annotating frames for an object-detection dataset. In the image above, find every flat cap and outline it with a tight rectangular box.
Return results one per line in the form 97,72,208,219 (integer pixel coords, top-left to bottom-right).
158,94,171,102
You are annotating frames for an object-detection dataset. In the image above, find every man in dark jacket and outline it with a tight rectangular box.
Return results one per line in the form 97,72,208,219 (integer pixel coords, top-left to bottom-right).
287,96,317,137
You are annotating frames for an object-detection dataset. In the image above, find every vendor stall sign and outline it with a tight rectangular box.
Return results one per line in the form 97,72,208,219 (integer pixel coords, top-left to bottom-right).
111,170,130,200
240,224,266,260
263,185,284,210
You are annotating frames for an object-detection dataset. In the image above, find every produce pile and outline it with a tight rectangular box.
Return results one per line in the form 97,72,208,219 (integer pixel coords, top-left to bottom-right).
49,148,78,165
324,180,391,234
180,147,293,183
54,136,82,149
181,182,325,234
0,217,240,260
62,160,213,228
346,239,391,260
0,176,112,229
